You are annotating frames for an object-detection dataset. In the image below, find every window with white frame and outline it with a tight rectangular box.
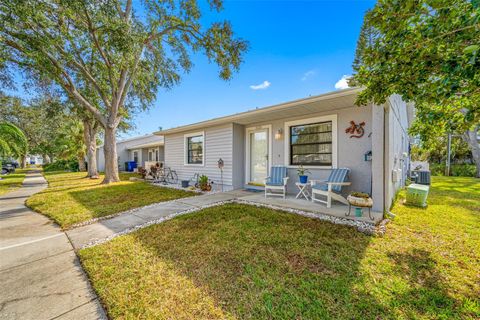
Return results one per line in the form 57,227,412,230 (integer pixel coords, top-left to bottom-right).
185,133,204,165
148,148,159,161
132,150,139,163
286,116,336,167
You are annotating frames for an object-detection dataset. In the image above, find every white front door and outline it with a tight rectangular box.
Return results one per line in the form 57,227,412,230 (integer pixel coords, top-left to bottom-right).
248,129,269,184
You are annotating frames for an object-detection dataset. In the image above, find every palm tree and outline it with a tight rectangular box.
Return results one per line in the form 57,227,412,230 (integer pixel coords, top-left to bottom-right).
0,121,28,164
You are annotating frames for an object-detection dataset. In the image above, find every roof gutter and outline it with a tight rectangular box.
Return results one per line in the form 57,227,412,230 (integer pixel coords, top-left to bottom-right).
154,87,362,135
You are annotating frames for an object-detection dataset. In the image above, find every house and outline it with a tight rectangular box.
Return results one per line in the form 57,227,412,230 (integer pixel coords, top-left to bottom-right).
25,155,43,165
96,134,164,172
155,88,413,213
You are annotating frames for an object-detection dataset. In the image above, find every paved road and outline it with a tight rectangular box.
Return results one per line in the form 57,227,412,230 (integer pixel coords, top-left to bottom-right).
0,171,105,320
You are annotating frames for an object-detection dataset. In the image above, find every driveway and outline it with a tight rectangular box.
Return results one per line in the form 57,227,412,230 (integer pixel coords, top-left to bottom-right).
0,170,105,320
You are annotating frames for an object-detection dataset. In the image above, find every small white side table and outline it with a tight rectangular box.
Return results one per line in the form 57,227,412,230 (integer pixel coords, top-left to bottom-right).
295,182,311,200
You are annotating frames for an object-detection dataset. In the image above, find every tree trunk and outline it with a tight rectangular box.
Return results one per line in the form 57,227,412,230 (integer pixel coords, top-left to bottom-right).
464,126,480,178
21,155,26,168
43,154,51,164
103,125,120,184
83,119,99,178
77,153,87,172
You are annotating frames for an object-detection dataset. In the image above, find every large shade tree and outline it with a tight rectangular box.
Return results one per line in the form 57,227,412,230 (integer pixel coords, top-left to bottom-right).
0,93,69,166
0,0,248,183
351,0,480,177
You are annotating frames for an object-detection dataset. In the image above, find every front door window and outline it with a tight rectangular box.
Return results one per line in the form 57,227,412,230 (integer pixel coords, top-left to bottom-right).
133,151,138,163
249,129,268,184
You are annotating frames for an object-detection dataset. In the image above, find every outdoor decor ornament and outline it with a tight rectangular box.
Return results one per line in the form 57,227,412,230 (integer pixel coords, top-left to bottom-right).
345,121,365,138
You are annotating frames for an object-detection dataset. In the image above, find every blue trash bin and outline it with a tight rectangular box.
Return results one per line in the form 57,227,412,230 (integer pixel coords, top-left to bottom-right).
127,161,137,172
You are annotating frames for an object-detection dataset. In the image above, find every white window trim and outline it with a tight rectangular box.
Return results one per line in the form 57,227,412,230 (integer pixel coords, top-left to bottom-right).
245,125,272,184
131,149,140,163
184,131,205,166
284,114,338,169
148,147,160,162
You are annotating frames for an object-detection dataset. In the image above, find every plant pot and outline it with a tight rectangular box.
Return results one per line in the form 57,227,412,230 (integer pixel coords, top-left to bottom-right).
355,207,363,217
299,175,308,184
347,194,373,207
181,180,189,188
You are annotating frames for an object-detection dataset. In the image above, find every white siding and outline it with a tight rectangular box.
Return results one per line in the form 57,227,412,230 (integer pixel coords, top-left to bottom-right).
232,123,245,188
164,124,234,190
97,134,164,172
385,95,411,209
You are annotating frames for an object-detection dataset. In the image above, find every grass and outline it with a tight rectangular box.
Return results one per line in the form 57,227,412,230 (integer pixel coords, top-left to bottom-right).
26,171,195,228
0,168,29,195
79,176,480,319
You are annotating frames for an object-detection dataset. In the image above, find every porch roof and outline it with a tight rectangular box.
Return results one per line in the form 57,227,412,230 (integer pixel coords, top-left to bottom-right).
155,87,363,135
127,139,164,150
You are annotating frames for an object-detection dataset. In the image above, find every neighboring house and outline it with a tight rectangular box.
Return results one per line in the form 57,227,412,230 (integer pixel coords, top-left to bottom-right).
26,155,43,165
156,88,413,213
97,134,164,172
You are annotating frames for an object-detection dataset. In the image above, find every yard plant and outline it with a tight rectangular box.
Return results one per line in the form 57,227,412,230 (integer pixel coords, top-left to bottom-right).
79,176,479,319
27,171,194,228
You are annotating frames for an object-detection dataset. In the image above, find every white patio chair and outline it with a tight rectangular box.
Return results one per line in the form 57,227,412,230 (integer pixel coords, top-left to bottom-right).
264,166,289,199
311,168,351,208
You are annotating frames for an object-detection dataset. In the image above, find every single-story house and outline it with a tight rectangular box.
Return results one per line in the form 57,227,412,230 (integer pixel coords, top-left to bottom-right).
25,155,43,165
97,134,164,172
155,88,413,213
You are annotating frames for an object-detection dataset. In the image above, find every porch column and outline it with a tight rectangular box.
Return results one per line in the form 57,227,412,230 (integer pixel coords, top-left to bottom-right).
371,104,385,213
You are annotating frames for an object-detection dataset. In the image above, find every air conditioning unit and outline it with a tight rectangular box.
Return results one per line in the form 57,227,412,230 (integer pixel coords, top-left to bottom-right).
392,169,402,182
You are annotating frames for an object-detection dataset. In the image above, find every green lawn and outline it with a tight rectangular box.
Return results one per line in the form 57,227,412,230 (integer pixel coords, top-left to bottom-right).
26,171,195,228
79,176,480,319
0,168,29,195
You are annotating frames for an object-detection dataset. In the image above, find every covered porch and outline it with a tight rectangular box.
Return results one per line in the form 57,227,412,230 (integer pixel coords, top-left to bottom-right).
235,191,383,224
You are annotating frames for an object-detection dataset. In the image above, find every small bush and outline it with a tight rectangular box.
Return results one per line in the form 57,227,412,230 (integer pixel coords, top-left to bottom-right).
430,163,477,177
43,159,79,172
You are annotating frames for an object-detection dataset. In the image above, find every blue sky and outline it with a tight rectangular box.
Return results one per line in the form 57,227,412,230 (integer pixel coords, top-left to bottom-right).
9,0,376,138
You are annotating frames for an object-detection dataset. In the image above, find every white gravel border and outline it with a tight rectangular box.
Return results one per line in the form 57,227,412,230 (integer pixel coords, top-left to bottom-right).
80,199,384,249
149,181,226,195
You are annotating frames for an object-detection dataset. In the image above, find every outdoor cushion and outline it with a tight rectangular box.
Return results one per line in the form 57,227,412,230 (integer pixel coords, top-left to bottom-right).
265,182,285,186
266,166,287,185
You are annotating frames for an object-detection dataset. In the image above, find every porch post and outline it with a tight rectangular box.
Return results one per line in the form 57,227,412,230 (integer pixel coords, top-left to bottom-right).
371,104,385,213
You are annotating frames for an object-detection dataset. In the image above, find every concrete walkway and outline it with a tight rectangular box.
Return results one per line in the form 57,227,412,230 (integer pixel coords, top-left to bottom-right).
0,171,105,320
67,190,252,249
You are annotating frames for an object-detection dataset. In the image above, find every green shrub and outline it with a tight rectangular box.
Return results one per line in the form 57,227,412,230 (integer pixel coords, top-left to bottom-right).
430,163,477,177
43,159,79,172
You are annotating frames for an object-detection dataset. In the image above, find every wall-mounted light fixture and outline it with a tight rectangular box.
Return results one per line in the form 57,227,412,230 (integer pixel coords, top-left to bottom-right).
274,128,283,140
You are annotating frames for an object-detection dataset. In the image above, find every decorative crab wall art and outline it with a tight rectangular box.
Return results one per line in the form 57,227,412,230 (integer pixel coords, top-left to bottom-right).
345,121,366,138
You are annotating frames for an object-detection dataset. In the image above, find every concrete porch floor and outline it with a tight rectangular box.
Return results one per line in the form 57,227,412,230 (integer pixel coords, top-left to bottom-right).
233,191,383,224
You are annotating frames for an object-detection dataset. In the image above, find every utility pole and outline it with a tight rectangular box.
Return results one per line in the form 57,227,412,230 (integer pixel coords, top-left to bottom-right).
445,133,452,176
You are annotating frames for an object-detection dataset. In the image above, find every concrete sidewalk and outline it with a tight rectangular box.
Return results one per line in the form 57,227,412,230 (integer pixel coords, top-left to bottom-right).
0,171,105,320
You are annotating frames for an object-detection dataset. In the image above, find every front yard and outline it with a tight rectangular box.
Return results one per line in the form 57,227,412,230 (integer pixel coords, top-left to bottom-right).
26,171,195,228
0,168,29,195
79,176,479,319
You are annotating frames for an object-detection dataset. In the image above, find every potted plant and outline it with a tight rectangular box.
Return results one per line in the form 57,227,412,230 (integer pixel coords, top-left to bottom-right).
297,165,311,184
347,191,373,207
198,174,212,191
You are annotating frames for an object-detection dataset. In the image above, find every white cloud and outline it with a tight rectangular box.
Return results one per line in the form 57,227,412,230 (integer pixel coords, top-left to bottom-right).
250,80,271,90
334,75,351,90
301,70,316,81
